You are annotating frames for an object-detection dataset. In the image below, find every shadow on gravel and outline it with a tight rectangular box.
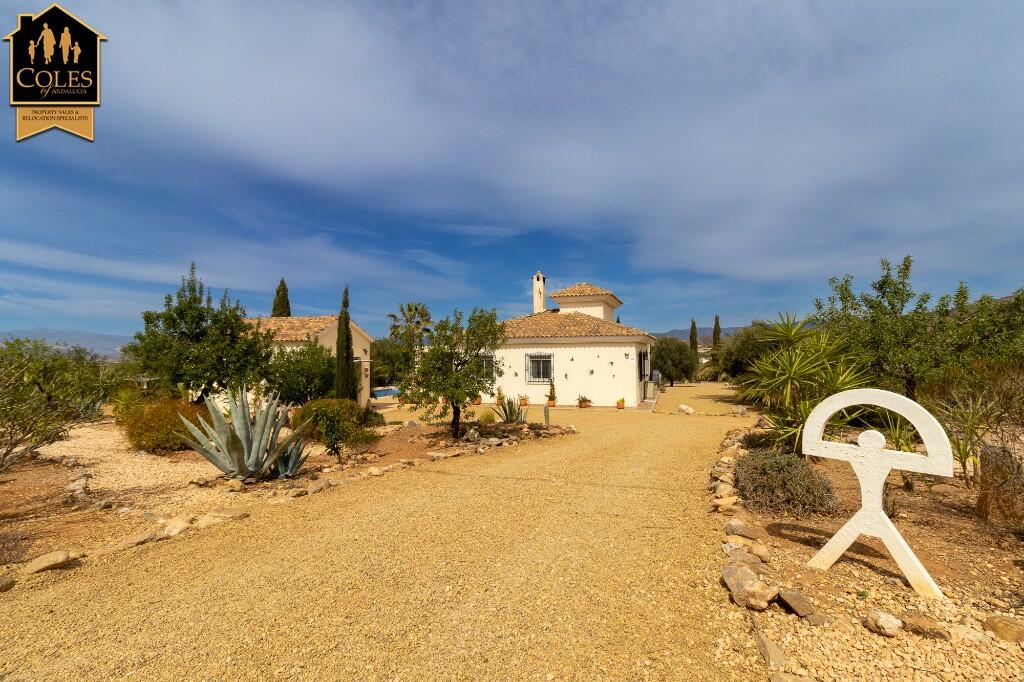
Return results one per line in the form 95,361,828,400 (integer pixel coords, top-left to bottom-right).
765,521,904,579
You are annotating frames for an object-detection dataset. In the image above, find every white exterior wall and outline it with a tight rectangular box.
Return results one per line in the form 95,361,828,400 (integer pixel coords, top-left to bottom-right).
488,340,650,407
556,301,615,320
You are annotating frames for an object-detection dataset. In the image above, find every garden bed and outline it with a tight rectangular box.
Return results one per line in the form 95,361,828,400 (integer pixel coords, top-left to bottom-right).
709,426,1024,680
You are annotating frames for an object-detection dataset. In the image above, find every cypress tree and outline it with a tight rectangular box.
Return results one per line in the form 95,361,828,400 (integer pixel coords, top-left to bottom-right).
712,314,722,348
689,318,698,355
335,286,359,401
271,278,291,317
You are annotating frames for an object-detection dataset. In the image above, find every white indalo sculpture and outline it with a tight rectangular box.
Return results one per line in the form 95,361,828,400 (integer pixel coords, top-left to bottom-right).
802,389,953,599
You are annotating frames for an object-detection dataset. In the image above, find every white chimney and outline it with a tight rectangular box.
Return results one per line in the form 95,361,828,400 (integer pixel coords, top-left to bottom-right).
532,271,546,313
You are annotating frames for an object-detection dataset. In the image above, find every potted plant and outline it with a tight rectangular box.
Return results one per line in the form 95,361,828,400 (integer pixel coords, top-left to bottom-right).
546,380,557,407
616,397,625,410
577,395,591,408
472,395,482,405
519,394,529,407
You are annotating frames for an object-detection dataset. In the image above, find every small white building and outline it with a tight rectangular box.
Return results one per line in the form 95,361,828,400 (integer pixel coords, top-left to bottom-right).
248,315,374,402
490,273,657,408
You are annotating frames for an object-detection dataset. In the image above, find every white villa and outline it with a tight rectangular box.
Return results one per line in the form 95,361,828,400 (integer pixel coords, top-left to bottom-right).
490,273,657,408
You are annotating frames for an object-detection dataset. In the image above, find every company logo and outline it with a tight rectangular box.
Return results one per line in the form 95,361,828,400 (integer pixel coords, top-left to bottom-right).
4,3,106,141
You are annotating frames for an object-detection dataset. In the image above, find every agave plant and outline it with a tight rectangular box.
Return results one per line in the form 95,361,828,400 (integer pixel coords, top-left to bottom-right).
492,395,527,423
179,387,310,480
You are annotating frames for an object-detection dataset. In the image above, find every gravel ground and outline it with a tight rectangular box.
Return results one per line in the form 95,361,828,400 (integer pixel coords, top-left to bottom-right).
0,385,760,681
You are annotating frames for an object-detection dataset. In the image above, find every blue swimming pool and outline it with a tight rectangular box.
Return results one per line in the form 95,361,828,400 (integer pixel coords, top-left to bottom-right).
374,387,400,397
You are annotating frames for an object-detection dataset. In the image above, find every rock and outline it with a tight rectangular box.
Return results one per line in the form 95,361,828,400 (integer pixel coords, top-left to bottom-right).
725,547,767,572
677,404,695,415
756,632,790,670
721,563,776,610
224,479,244,492
307,479,330,495
714,472,735,485
206,507,250,520
864,610,902,637
162,515,195,538
22,550,74,574
109,529,159,552
0,574,15,592
464,428,480,442
712,483,737,499
406,420,418,427
950,625,991,643
984,615,1024,642
804,613,828,626
712,496,739,509
748,541,771,563
724,518,767,540
731,406,748,416
66,478,89,493
777,590,815,617
723,534,752,547
901,613,949,640
367,467,384,477
193,514,226,528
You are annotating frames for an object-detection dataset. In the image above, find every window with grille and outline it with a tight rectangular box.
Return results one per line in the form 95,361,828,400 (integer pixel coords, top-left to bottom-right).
526,353,553,383
478,354,495,377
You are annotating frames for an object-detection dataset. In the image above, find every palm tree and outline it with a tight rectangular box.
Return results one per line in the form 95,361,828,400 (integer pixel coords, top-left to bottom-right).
387,302,433,344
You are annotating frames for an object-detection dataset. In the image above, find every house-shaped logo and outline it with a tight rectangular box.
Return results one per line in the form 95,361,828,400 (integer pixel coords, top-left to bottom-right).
4,3,106,140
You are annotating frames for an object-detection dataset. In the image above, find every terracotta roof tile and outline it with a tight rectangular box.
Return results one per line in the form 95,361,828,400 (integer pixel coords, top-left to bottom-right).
548,282,622,304
503,310,652,340
247,315,335,342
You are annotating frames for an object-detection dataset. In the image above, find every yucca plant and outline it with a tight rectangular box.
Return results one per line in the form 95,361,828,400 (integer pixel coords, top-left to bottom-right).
179,387,310,480
742,318,869,453
934,393,997,489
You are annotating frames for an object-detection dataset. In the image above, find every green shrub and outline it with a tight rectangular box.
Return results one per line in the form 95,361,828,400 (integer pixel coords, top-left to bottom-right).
361,400,385,426
293,398,380,462
735,449,839,515
292,398,362,440
121,399,204,452
492,395,526,423
265,338,335,406
111,386,144,424
478,411,496,425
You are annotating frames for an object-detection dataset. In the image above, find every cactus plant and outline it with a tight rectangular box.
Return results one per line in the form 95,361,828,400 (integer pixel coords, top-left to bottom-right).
179,387,310,480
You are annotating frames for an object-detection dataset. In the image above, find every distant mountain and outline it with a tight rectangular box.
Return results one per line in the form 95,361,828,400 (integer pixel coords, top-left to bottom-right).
654,326,743,345
1,327,133,358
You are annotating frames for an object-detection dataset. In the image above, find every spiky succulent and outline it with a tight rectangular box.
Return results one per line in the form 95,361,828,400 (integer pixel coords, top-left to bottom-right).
179,387,310,480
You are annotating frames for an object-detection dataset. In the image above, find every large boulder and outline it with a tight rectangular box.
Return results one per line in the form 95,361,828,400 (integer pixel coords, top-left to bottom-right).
0,574,15,592
677,404,695,415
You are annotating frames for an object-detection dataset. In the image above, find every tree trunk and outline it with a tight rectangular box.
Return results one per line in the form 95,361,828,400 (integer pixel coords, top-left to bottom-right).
905,375,917,401
451,403,461,439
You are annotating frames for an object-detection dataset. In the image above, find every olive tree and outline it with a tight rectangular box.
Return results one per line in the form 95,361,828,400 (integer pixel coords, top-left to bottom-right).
400,308,505,437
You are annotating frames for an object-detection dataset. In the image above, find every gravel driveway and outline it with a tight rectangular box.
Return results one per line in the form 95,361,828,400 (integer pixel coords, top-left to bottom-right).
1,386,759,681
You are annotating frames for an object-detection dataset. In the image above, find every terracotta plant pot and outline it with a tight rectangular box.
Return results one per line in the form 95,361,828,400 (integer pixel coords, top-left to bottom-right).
472,396,482,405
616,401,625,409
520,397,529,407
547,400,556,407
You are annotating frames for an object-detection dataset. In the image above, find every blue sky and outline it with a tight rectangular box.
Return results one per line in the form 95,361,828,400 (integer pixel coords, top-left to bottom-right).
1,1,1023,338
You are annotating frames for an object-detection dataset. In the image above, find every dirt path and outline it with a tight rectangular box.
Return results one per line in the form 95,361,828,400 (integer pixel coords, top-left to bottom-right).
0,385,759,681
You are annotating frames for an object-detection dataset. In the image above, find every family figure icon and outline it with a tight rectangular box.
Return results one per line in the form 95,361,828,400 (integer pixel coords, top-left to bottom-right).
27,22,80,65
